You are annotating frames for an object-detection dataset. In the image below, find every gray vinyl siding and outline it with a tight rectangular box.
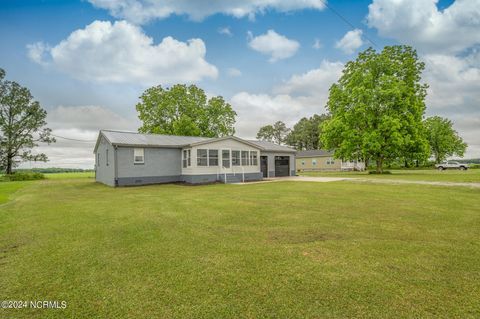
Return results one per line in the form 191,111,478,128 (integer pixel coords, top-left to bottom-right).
95,136,115,186
116,147,182,179
261,151,296,177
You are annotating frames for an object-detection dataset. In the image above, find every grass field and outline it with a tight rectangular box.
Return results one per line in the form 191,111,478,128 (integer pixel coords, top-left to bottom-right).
299,168,480,183
1,173,479,318
44,171,95,179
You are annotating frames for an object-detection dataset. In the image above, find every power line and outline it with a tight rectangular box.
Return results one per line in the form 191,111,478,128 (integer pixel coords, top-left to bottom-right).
319,0,378,48
50,134,96,142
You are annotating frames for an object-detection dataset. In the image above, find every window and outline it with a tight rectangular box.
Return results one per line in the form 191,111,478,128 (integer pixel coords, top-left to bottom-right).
250,151,258,165
134,148,144,164
209,149,219,166
232,150,240,166
106,149,109,166
197,149,208,166
301,160,305,166
327,157,335,165
241,151,249,166
183,150,191,168
312,159,317,166
222,150,230,168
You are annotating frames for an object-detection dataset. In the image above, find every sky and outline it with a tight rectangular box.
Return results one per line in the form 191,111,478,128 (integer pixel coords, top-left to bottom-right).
0,0,479,168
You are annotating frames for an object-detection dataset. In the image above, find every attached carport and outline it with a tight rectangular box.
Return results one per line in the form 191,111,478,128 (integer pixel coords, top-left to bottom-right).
247,140,296,178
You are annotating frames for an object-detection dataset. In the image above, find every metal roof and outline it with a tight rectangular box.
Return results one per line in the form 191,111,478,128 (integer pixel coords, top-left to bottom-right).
94,130,296,153
247,140,296,153
296,149,334,157
100,130,210,148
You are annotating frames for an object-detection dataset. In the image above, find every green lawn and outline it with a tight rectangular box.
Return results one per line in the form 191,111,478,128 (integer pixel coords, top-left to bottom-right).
0,181,28,205
1,177,479,318
299,168,480,183
44,171,95,179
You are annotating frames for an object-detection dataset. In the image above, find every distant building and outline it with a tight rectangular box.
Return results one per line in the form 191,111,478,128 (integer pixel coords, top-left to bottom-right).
295,150,365,171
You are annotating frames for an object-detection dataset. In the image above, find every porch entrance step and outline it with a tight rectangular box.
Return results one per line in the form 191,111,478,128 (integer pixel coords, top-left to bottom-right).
219,174,246,184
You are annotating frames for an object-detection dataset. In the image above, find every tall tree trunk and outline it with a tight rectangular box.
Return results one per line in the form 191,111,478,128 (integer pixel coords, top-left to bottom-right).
376,157,383,173
6,154,12,175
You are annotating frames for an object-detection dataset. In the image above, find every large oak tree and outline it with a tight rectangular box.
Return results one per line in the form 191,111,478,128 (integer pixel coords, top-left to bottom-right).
0,68,55,174
136,84,236,137
321,46,429,172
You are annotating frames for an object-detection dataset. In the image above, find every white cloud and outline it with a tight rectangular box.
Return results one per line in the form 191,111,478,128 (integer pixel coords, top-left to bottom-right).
248,29,300,62
26,42,50,66
335,29,364,54
365,0,480,158
422,52,480,158
88,0,326,23
231,60,344,137
47,105,139,132
226,68,242,77
218,27,233,37
313,38,322,50
367,0,480,54
27,20,218,85
22,105,140,169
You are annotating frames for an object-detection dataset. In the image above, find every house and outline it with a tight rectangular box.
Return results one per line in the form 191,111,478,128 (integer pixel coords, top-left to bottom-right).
94,130,296,186
295,150,365,171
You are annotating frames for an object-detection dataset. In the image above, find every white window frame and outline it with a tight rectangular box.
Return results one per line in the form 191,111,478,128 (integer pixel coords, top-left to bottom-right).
312,159,317,166
209,149,219,166
183,149,191,168
232,150,241,166
134,148,145,164
222,149,230,168
241,151,249,166
197,149,208,166
250,151,258,166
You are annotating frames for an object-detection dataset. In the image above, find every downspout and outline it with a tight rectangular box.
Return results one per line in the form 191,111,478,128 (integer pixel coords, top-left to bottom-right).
114,145,118,187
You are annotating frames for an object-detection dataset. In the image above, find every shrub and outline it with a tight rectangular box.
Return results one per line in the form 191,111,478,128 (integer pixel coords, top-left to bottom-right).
368,170,392,175
3,172,45,181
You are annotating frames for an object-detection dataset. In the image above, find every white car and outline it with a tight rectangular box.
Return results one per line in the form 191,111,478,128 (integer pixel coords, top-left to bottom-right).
435,161,469,170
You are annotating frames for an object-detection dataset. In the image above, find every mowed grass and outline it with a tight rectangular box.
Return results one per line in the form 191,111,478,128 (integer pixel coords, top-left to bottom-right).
44,171,95,179
299,168,480,183
1,177,479,318
0,181,28,205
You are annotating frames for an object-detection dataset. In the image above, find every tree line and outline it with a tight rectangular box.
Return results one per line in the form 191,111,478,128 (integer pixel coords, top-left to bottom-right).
0,45,468,174
256,46,466,172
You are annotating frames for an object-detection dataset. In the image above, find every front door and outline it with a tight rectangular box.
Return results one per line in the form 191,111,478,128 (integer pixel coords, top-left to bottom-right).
260,156,268,178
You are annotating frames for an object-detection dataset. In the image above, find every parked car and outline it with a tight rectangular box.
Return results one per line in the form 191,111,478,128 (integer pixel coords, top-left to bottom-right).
435,161,469,170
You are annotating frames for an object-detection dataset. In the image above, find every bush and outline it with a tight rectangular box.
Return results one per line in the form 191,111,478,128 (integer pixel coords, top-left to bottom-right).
2,172,45,181
368,170,392,175
469,164,480,169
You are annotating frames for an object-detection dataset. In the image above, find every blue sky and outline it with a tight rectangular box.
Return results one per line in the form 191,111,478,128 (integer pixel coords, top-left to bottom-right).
0,0,478,168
